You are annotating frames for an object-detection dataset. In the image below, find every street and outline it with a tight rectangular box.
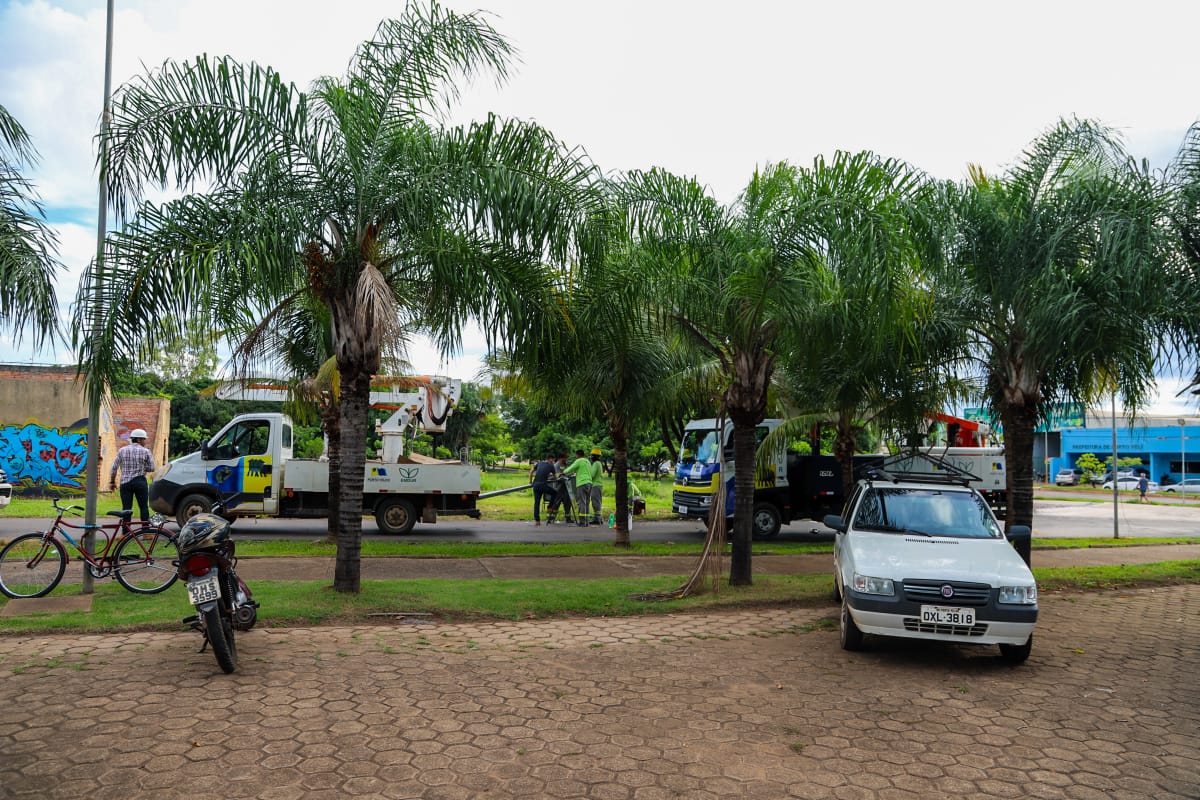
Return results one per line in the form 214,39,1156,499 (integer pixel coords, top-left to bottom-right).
1,495,1198,542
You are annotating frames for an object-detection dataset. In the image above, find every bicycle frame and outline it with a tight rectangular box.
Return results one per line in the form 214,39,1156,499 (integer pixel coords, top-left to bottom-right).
40,502,164,572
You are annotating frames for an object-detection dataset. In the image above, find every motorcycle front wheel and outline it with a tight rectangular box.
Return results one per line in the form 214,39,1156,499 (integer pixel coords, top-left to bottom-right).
202,605,238,674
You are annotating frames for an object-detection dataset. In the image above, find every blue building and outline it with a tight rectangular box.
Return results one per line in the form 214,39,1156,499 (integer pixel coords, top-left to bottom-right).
1047,413,1200,484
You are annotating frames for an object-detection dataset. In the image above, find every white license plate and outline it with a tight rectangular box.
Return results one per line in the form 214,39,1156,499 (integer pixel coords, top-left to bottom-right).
920,605,975,626
187,574,220,605
676,504,688,514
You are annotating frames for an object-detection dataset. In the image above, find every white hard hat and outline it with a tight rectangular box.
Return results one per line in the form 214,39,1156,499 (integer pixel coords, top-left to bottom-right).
130,429,148,440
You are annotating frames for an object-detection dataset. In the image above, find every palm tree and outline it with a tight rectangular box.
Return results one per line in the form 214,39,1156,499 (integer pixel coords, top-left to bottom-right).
0,104,60,348
620,164,826,584
942,119,1169,560
73,3,598,592
507,240,681,546
770,152,960,494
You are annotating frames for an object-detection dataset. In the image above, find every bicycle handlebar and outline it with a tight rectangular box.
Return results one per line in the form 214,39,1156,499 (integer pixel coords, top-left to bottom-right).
52,498,84,517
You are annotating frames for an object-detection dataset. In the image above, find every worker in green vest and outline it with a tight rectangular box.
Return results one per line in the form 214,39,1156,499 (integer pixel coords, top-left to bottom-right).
588,447,605,525
562,449,593,527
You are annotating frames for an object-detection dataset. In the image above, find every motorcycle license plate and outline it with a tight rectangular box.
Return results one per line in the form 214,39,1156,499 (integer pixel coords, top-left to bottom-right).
187,574,220,605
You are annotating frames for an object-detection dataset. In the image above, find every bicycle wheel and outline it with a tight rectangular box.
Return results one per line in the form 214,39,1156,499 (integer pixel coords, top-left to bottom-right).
0,534,67,599
113,528,180,594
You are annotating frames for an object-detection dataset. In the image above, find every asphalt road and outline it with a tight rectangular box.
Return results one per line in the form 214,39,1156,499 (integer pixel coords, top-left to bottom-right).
2,495,1198,542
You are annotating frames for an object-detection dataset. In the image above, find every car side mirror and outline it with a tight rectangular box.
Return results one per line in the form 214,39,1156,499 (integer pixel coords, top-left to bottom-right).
1006,525,1031,545
824,514,846,533
200,443,211,460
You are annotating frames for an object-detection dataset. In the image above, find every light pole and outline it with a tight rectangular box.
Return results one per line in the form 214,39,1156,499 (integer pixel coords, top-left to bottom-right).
1179,418,1187,504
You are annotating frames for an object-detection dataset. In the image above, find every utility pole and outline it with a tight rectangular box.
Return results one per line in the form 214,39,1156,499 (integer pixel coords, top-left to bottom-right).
83,0,116,593
1111,393,1119,540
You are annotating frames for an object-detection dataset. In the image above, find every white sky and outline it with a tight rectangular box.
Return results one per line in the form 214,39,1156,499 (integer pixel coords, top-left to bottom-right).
1,0,1198,410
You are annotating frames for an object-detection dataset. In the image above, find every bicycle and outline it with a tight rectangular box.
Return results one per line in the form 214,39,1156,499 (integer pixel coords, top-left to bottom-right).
0,499,180,599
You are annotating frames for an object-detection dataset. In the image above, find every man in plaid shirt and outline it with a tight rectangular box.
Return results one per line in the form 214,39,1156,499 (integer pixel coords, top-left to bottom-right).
109,429,157,522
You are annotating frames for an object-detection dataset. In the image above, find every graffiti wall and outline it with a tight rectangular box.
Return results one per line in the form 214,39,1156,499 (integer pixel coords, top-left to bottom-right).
0,420,90,492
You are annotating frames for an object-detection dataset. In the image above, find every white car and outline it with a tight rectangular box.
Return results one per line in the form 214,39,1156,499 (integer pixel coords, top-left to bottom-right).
826,472,1037,664
1102,477,1159,492
0,467,10,508
1160,478,1200,494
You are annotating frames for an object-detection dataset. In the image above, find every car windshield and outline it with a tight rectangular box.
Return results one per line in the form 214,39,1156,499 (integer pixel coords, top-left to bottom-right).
852,487,1002,539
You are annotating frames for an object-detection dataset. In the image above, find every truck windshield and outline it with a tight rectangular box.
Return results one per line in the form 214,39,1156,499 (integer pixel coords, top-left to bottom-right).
853,488,1002,539
679,429,722,465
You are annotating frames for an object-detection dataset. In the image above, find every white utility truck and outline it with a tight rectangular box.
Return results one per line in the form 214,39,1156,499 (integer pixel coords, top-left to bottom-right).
149,377,481,533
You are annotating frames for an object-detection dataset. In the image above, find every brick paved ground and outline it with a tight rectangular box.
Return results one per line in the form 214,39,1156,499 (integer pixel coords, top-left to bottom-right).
0,585,1197,799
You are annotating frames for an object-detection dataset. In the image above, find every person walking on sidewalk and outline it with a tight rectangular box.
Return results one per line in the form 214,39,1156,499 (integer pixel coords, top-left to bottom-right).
562,449,594,527
588,447,605,525
109,428,157,522
530,454,557,526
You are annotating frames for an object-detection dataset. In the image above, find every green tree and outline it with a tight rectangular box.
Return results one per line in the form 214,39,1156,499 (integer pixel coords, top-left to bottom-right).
145,317,221,382
0,104,60,349
74,4,597,592
620,164,825,584
507,239,681,546
769,152,963,495
942,119,1169,560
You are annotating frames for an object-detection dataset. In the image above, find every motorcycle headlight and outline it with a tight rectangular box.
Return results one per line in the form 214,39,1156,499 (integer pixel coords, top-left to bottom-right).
852,573,895,596
998,585,1038,605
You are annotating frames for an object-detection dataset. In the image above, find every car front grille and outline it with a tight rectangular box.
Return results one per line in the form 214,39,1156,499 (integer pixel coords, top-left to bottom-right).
902,619,989,637
902,580,991,605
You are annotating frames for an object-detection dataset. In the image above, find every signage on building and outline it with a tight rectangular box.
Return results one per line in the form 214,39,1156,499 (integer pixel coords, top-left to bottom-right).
963,403,1084,433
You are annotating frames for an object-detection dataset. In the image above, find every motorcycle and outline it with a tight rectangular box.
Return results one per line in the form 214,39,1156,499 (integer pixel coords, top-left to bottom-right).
175,488,258,673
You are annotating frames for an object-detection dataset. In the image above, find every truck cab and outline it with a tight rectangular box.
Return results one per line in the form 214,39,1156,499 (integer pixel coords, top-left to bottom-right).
672,418,786,528
151,413,293,525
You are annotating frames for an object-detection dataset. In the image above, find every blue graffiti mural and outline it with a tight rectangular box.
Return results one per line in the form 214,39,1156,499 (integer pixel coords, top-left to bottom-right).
0,423,89,491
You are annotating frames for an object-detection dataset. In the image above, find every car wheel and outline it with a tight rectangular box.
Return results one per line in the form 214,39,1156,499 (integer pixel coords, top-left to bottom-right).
999,635,1032,665
839,595,863,651
175,492,214,528
751,502,782,539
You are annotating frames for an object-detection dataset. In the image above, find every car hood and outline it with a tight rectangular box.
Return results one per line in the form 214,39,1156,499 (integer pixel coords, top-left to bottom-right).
847,531,1035,585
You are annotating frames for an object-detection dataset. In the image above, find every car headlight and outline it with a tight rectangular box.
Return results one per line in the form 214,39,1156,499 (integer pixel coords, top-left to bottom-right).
852,573,895,596
998,585,1038,605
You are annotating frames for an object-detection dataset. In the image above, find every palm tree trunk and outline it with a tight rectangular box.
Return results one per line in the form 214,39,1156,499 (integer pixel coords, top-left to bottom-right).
322,398,341,545
999,400,1037,566
834,411,857,498
333,368,372,593
660,416,678,463
611,422,630,547
728,421,757,585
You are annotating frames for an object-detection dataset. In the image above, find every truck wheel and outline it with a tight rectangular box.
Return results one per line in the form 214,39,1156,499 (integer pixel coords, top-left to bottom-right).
176,493,214,528
751,503,782,539
375,498,417,535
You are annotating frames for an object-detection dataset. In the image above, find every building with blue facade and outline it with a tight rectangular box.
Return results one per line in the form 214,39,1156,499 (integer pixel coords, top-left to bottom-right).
1045,413,1200,485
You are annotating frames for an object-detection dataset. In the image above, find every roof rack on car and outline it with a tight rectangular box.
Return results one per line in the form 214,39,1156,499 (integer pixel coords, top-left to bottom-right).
863,447,979,488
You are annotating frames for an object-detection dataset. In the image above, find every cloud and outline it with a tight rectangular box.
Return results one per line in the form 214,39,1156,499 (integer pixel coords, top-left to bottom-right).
3,0,1200,393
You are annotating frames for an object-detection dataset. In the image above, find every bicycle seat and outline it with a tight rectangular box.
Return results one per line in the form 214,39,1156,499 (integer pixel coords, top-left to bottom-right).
107,510,135,522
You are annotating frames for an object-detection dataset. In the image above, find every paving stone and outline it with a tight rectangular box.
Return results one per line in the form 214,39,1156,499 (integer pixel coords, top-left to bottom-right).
0,585,1197,798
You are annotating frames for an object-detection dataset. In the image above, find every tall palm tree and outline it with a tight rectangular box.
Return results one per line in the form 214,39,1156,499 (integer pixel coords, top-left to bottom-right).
73,3,598,592
0,104,60,348
620,164,826,584
1160,122,1200,391
771,152,959,494
508,239,681,546
942,119,1169,560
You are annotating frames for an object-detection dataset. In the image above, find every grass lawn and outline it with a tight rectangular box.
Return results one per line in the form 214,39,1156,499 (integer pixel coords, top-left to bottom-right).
1,559,1197,635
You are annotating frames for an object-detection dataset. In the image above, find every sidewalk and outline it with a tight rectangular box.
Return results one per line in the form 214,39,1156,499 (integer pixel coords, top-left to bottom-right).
232,542,1200,582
